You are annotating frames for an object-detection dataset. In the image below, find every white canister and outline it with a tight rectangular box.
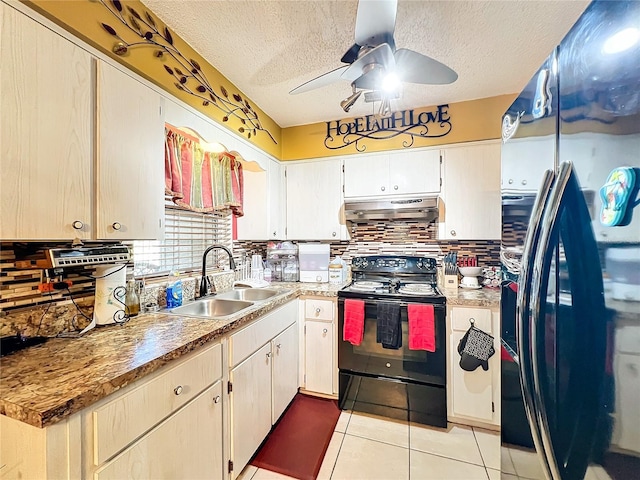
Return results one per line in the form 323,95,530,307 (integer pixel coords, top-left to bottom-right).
329,263,343,284
93,264,127,325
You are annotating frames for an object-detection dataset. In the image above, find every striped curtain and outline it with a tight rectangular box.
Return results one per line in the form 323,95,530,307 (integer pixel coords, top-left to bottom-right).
164,124,244,216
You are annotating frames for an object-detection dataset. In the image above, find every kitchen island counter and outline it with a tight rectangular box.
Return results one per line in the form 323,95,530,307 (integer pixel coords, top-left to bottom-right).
0,284,345,429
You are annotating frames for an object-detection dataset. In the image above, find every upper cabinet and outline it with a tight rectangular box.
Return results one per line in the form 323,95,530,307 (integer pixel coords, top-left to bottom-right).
1,6,164,241
343,148,441,198
0,4,93,240
285,159,347,240
236,158,286,241
96,62,165,240
268,160,286,240
440,142,501,240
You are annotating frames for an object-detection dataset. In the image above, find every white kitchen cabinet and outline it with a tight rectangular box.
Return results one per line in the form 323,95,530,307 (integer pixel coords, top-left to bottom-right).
343,148,441,198
268,159,287,240
447,305,500,426
236,166,268,240
304,321,335,395
440,142,501,240
302,297,337,396
227,300,298,478
0,341,224,480
272,322,299,422
612,325,640,453
94,381,223,480
230,342,273,477
285,159,347,240
96,61,165,240
0,4,93,240
236,158,286,240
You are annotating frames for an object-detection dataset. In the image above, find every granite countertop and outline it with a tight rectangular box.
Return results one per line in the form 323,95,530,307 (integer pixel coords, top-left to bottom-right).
0,284,344,429
443,287,501,307
1,281,500,429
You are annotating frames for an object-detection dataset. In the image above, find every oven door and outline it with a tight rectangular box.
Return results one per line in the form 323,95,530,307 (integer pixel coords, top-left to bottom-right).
337,297,446,386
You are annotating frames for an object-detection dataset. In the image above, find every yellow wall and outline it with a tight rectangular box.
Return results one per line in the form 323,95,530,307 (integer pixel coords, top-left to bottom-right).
282,94,516,160
24,0,282,158
22,1,515,162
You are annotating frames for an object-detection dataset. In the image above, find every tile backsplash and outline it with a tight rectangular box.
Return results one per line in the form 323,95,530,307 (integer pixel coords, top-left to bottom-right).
235,220,500,268
0,241,234,338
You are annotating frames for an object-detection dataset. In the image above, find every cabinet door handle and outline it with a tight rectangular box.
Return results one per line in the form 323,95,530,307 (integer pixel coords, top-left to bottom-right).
273,231,277,237
72,220,84,230
332,231,337,237
266,352,272,358
381,186,386,191
315,307,321,315
112,222,122,231
213,395,221,404
323,328,328,335
394,185,399,190
276,343,282,349
508,179,514,184
450,230,457,237
521,180,528,186
174,385,183,396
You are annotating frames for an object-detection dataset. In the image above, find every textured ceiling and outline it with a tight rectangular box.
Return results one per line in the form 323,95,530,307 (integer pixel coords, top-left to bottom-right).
141,0,590,128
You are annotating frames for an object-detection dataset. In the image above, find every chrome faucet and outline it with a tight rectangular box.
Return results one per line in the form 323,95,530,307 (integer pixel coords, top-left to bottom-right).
200,245,236,298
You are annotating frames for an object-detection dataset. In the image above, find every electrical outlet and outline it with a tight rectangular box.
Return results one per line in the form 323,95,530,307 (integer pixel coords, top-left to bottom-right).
52,280,73,290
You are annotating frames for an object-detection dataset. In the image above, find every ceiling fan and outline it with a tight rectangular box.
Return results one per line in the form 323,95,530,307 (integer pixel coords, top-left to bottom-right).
289,0,458,114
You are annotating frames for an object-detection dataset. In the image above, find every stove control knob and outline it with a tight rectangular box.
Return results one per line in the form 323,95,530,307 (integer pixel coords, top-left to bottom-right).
386,363,391,368
416,259,424,269
376,259,385,267
361,259,369,268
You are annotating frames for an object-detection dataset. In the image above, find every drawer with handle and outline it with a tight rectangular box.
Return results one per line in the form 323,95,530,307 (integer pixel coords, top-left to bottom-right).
304,298,334,321
92,342,222,465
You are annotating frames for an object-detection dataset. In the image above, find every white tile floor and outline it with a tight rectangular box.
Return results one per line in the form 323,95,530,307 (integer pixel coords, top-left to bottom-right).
238,410,548,480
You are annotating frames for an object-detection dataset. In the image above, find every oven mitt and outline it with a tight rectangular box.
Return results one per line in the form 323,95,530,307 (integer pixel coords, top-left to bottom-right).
599,167,637,227
457,325,495,372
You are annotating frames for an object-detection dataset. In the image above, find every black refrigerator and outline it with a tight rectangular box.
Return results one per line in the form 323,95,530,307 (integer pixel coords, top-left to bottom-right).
500,1,640,479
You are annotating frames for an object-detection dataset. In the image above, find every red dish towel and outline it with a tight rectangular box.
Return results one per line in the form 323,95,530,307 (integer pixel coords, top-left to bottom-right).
408,304,435,352
343,299,365,346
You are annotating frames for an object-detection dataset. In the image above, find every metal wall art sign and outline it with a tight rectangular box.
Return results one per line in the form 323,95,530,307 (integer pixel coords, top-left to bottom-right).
325,104,452,151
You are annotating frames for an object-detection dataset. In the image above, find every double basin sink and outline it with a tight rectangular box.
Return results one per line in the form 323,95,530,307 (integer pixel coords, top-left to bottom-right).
169,288,283,319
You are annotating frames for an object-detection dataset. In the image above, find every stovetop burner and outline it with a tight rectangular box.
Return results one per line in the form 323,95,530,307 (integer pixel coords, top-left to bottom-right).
339,255,445,303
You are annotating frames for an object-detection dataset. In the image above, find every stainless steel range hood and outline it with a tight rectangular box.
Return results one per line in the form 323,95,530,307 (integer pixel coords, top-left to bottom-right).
344,196,439,224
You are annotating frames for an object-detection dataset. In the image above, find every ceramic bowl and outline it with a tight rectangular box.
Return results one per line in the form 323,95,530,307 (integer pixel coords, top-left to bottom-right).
458,266,483,276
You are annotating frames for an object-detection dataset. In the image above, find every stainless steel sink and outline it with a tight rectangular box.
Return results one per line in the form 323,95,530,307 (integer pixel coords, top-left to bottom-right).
215,288,282,302
170,298,254,318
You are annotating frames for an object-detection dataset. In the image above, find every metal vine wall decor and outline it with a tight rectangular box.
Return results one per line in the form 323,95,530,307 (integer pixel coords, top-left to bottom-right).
97,0,276,144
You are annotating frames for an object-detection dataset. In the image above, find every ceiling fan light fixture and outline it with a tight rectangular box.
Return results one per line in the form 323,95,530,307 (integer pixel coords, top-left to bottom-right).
382,72,400,92
340,86,363,112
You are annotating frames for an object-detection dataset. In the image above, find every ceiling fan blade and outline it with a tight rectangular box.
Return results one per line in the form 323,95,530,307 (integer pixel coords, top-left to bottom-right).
341,43,361,64
394,48,458,85
354,0,397,47
289,66,349,95
342,43,395,83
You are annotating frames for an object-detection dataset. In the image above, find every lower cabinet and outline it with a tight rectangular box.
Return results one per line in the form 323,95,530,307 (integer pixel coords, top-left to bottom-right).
0,342,224,480
272,323,300,421
95,381,223,480
302,297,338,397
304,321,334,395
447,305,501,426
230,343,273,475
228,300,299,478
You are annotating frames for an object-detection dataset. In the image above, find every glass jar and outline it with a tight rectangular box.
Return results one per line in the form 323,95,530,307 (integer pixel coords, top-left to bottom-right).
124,280,140,317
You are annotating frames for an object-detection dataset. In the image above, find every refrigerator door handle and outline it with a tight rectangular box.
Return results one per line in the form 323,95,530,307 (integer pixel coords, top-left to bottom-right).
530,161,608,480
516,168,556,480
